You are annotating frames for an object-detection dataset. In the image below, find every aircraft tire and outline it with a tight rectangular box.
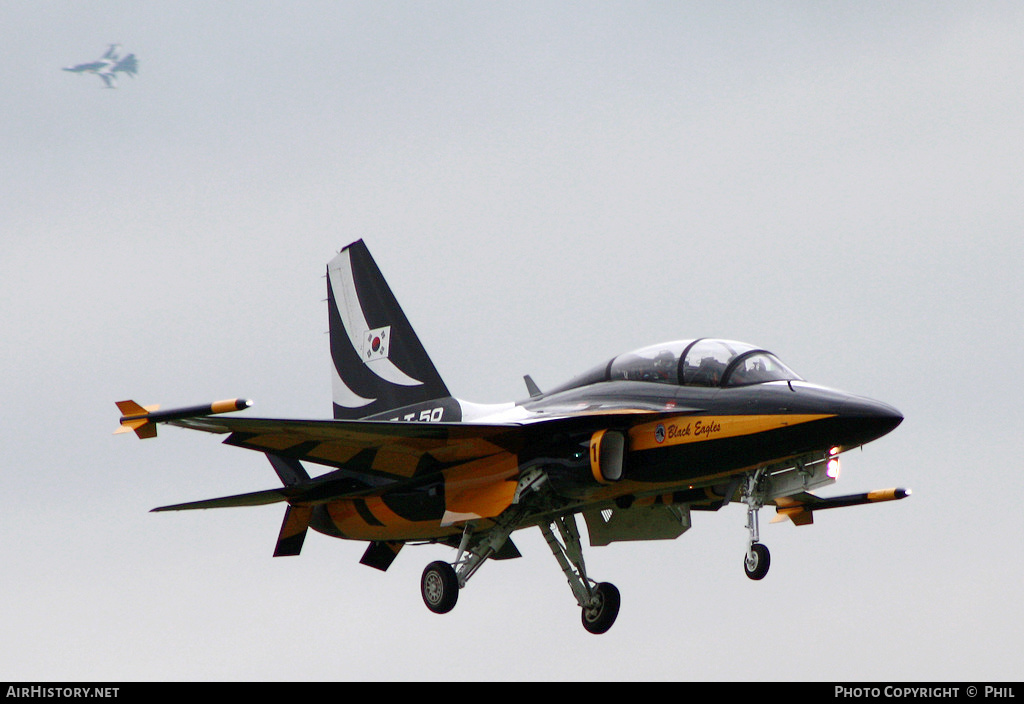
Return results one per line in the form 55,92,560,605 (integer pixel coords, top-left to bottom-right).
581,582,620,635
421,561,459,614
744,543,770,580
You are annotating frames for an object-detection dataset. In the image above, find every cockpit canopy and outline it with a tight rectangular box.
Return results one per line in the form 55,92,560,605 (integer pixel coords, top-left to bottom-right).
554,339,803,393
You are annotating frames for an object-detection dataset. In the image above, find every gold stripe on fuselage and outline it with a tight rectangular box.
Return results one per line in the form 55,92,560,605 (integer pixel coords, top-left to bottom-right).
629,414,835,452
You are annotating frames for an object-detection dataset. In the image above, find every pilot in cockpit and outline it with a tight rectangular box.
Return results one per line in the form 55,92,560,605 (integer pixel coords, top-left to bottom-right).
691,357,724,386
651,350,676,381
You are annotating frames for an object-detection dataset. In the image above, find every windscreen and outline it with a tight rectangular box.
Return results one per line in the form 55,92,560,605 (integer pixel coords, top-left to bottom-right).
722,351,802,387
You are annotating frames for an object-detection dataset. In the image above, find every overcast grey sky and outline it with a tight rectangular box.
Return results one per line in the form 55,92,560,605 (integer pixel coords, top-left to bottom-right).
2,1,1022,681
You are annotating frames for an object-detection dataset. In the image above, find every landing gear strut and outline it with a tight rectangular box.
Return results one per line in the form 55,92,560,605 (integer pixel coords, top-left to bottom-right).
742,469,771,581
540,514,620,634
417,469,620,634
419,506,525,616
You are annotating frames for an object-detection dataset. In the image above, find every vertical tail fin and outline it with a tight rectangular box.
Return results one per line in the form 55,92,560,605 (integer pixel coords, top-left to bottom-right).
327,240,452,420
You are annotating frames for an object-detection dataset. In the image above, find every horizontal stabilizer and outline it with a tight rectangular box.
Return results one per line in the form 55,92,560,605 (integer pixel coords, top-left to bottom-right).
150,461,406,514
152,486,289,512
772,487,911,525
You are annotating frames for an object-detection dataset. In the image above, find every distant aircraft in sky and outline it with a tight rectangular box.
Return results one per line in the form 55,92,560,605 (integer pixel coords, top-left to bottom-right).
115,240,908,634
63,44,137,88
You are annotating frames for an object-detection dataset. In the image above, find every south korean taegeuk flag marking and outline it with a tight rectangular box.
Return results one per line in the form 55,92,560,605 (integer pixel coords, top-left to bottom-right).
363,326,391,362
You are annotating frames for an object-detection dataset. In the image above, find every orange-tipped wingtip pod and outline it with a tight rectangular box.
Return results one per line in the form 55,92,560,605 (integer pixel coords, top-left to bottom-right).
771,487,912,525
115,398,253,439
867,487,912,502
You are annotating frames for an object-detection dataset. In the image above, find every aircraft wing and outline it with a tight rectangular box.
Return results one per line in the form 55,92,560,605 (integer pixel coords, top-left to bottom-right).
167,409,675,478
169,415,527,478
119,399,694,525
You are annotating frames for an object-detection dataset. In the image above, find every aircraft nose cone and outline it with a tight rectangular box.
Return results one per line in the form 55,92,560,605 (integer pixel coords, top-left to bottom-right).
837,395,903,447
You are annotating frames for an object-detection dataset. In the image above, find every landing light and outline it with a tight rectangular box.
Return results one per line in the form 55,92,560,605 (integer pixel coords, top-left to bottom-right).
829,446,841,457
826,458,841,479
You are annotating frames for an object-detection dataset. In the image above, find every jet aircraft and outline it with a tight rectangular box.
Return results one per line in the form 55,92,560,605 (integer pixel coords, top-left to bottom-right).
63,44,137,88
116,240,907,634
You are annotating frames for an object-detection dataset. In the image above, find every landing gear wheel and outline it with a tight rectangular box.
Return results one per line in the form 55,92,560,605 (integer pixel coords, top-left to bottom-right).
744,543,770,581
581,582,620,635
421,561,459,614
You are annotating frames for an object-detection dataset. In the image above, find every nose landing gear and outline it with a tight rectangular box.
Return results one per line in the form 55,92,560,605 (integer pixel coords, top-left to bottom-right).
742,468,771,581
744,542,770,580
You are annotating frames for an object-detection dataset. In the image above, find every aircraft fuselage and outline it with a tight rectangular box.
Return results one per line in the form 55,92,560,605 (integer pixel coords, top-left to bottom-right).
308,376,902,543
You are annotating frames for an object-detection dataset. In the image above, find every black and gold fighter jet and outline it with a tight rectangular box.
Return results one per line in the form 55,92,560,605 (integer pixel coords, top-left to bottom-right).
116,240,907,634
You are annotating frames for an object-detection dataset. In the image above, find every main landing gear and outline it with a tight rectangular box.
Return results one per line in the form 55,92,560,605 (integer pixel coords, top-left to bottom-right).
418,503,525,617
421,560,459,614
540,514,620,635
742,468,771,581
417,511,621,634
416,470,620,634
417,464,782,630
